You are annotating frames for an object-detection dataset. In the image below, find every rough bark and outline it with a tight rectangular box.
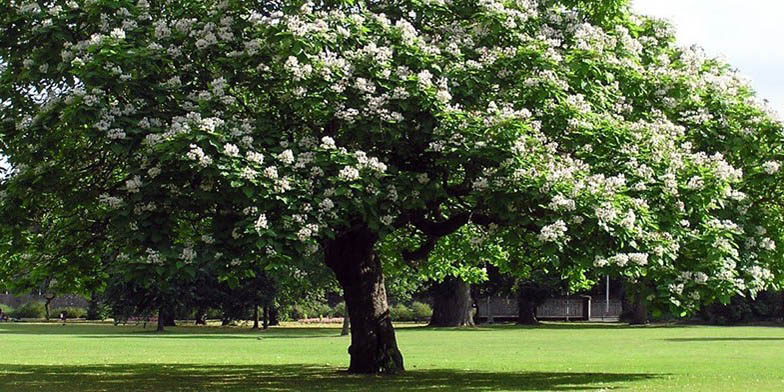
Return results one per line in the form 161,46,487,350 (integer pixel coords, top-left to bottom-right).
629,290,648,325
517,294,538,325
162,306,176,327
325,225,404,374
429,276,475,327
87,292,101,320
341,315,350,336
156,307,165,332
622,281,649,325
268,307,279,326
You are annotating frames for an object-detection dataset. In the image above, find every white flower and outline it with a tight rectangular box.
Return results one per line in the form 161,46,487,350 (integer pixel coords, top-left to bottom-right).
201,234,215,244
628,253,648,266
538,220,568,242
686,176,704,190
187,144,213,167
763,161,780,174
549,195,576,211
760,237,776,251
223,143,240,157
240,167,257,180
319,198,334,210
255,214,269,231
246,151,264,165
180,247,196,263
125,176,142,193
147,166,161,178
619,210,636,231
609,254,629,267
98,194,124,209
107,128,126,139
320,136,336,149
693,272,709,284
263,166,278,179
339,166,360,181
297,226,313,241
110,28,126,40
278,149,295,165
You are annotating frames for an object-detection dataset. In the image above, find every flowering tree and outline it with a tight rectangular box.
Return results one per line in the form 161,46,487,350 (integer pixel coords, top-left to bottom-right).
2,0,784,374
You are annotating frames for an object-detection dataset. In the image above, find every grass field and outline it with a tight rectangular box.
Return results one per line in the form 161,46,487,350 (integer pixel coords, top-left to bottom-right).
1,322,783,391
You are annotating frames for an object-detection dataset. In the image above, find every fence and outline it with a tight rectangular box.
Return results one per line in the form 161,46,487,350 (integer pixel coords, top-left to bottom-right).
0,293,88,309
476,296,622,322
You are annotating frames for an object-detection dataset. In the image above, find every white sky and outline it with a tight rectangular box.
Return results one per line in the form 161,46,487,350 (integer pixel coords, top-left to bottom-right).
633,0,784,114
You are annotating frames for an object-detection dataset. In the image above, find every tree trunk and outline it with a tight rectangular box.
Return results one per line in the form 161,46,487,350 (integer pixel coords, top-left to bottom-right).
195,306,207,325
162,306,176,327
341,315,350,336
44,295,55,320
156,307,165,332
87,291,101,320
268,307,279,326
629,291,648,325
517,293,538,325
429,276,475,327
262,306,270,329
253,305,260,329
325,225,404,374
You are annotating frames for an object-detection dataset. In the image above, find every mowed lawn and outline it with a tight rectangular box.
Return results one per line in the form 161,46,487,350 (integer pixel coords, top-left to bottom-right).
1,322,784,391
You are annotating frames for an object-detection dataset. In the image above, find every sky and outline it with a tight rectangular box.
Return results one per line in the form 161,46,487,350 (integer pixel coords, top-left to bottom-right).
633,0,784,115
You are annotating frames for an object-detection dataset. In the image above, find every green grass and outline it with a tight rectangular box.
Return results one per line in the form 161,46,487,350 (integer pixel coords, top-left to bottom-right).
1,322,784,391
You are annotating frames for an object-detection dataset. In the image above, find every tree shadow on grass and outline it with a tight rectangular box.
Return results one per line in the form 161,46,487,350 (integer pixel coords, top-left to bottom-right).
663,337,784,342
0,363,660,392
404,322,690,332
0,325,343,339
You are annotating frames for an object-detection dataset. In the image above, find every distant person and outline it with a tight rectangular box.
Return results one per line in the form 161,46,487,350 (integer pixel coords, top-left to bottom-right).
0,309,6,322
59,311,66,326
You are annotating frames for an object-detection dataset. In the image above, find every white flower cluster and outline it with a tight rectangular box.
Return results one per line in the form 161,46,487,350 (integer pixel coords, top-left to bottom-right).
223,143,240,157
339,166,360,181
125,176,142,193
98,194,124,209
762,161,780,174
538,220,567,242
255,214,268,232
548,195,576,211
187,144,213,167
180,247,196,263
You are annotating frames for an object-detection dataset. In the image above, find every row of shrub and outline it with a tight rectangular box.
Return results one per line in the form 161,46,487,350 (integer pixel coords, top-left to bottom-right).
0,302,88,319
281,301,433,322
390,302,433,322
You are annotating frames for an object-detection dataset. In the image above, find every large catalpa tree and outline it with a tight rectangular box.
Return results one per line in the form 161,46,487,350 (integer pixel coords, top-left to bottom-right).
2,0,784,373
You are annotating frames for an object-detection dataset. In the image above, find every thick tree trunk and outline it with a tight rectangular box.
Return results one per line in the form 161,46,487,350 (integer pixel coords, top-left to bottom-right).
622,281,649,325
325,226,404,374
156,307,165,332
517,293,538,325
162,306,176,327
253,305,260,329
629,290,648,325
87,292,101,320
268,307,279,326
341,315,350,336
429,276,475,327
